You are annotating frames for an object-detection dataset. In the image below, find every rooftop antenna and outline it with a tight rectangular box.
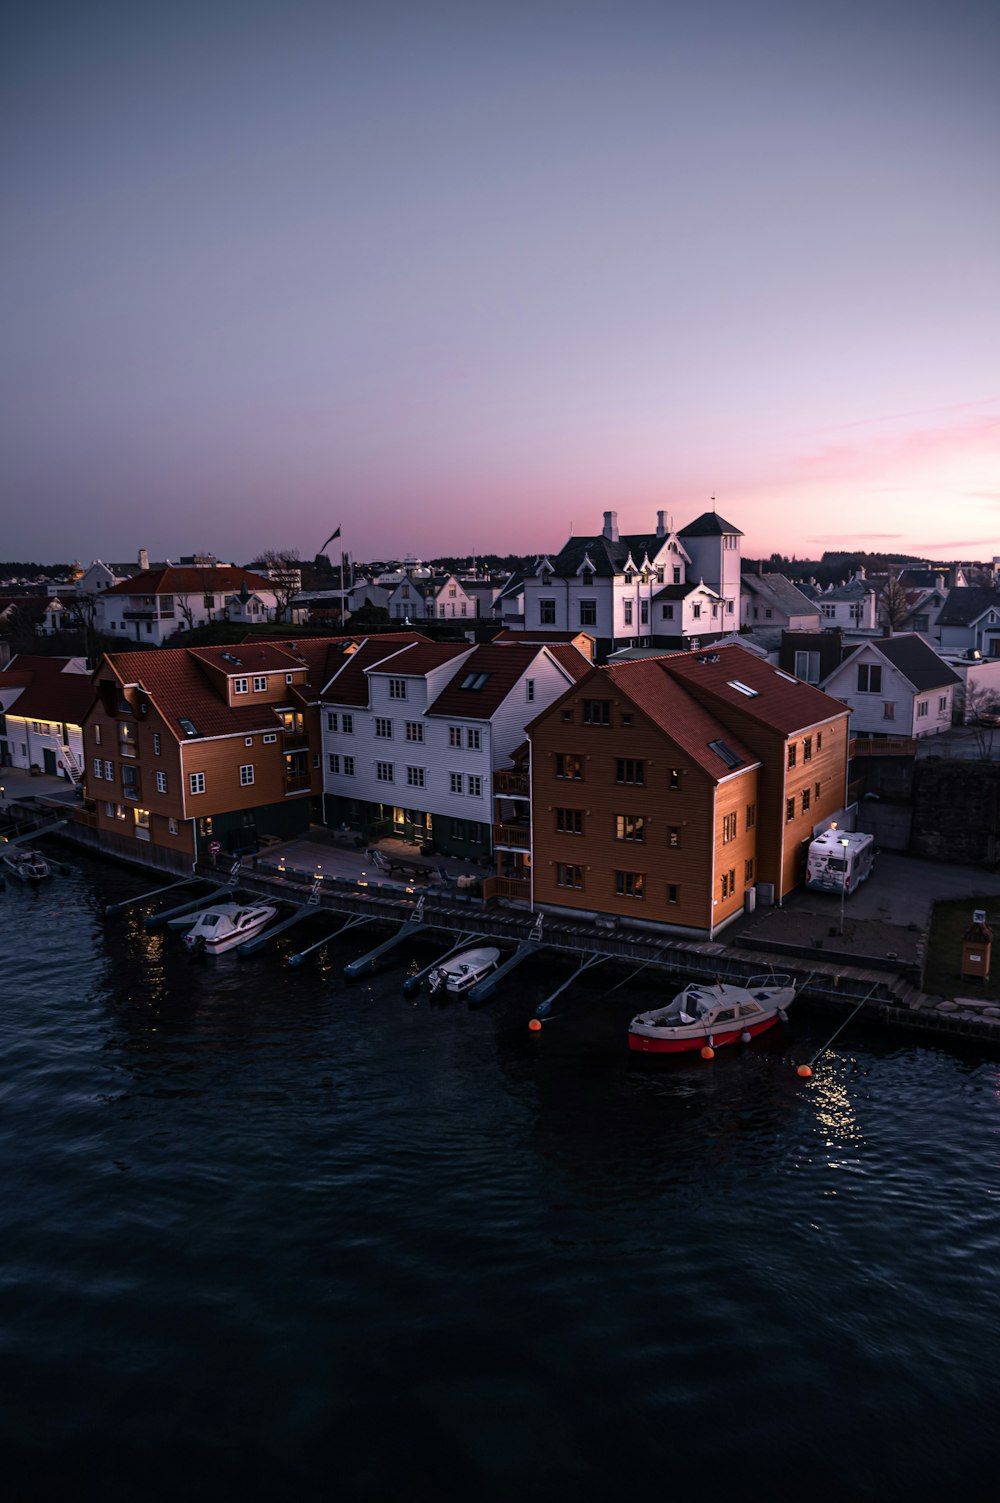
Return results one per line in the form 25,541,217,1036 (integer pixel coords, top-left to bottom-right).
711,493,716,511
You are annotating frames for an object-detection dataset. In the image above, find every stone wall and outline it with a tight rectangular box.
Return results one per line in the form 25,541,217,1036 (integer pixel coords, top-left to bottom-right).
911,759,1000,864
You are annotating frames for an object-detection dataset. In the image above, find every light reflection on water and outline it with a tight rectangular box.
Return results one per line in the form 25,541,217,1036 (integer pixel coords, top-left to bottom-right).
1,853,999,1500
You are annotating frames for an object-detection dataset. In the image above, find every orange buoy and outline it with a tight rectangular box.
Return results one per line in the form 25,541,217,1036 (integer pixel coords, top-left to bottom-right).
528,1018,542,1032
796,1064,813,1078
700,1045,715,1060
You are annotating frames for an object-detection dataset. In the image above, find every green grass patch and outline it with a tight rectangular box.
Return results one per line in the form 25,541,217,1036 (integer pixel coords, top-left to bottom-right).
923,897,1000,1000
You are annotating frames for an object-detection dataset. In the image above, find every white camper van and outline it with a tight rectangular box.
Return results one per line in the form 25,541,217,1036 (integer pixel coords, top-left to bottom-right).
805,828,876,895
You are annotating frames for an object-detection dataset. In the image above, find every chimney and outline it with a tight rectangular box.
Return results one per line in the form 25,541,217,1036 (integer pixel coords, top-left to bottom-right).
138,548,149,571
603,510,619,542
656,510,666,539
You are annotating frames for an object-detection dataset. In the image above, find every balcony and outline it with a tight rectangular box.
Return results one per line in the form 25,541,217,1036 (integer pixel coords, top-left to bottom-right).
122,609,174,622
280,729,310,751
494,768,529,797
850,736,917,758
284,772,312,794
493,821,531,851
482,875,531,904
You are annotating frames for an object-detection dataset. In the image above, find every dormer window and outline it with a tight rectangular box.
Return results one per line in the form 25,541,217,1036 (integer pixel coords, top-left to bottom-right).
624,569,633,584
581,569,593,586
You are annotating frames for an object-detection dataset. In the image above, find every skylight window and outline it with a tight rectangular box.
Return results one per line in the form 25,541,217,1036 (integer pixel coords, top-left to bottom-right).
708,739,743,767
460,672,491,691
727,680,760,697
178,717,199,737
774,670,798,683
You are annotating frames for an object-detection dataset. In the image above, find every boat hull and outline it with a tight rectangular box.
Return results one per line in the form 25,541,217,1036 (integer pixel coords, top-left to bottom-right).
628,1011,781,1054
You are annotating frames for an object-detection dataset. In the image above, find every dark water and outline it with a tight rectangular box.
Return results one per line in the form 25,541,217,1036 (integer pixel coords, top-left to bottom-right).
2,855,999,1501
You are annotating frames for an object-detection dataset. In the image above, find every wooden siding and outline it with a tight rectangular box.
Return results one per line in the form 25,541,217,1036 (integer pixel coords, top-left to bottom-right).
530,684,756,934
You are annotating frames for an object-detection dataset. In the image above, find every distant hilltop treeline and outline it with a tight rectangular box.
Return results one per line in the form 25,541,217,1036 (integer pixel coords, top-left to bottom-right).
0,561,72,578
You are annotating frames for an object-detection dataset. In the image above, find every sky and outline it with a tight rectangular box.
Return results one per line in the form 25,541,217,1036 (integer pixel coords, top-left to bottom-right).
3,0,999,566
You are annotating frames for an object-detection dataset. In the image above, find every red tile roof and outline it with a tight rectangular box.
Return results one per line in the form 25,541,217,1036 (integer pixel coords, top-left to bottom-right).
188,643,307,674
544,643,593,681
370,643,473,678
100,649,288,739
320,635,429,706
494,628,595,644
427,644,581,720
656,644,849,734
102,566,276,597
0,655,95,725
599,660,758,779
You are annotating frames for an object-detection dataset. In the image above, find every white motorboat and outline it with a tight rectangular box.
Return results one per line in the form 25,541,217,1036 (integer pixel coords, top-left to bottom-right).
628,973,797,1054
427,946,500,996
179,902,278,955
2,847,52,882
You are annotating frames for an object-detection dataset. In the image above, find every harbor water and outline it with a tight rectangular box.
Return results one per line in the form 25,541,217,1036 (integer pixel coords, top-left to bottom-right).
2,854,999,1500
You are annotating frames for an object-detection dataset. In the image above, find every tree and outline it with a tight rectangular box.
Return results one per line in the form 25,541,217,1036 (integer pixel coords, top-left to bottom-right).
250,549,301,622
958,680,1000,761
879,572,911,636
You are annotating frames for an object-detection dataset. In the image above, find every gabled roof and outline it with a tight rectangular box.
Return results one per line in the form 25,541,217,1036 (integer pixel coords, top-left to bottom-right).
652,581,714,601
319,634,429,705
677,510,743,538
937,586,1000,627
102,566,276,597
658,643,848,734
741,573,820,616
547,532,667,579
819,578,874,601
494,572,524,603
369,642,472,677
0,655,94,725
493,628,594,645
428,644,584,720
849,635,960,692
599,659,759,780
188,643,307,675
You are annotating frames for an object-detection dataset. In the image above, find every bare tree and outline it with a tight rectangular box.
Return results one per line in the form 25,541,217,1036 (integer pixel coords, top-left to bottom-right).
250,549,301,622
959,679,1000,760
879,571,911,636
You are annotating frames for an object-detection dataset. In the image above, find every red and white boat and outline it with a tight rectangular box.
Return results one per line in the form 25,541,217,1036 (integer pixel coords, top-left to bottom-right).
628,973,797,1054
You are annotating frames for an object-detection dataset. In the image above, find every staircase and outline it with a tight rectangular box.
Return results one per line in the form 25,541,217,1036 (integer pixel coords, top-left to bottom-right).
60,744,83,789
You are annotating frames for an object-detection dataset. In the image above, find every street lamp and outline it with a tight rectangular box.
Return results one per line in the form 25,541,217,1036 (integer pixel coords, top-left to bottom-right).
839,836,850,935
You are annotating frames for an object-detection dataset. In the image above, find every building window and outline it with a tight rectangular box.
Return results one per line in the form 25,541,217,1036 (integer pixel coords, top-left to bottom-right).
253,676,267,692
817,731,823,750
721,870,732,899
582,700,611,726
327,712,338,731
240,764,254,786
794,650,820,684
787,743,797,769
344,756,355,776
786,797,795,822
803,737,812,762
233,678,248,695
389,678,407,699
883,702,895,720
152,732,160,755
155,771,167,794
917,700,928,718
329,754,340,774
615,759,644,785
93,724,102,745
263,732,277,744
667,884,679,904
692,602,702,619
745,858,755,884
616,814,646,842
404,721,423,742
468,775,483,798
556,863,584,889
93,757,103,779
579,599,597,626
376,762,394,783
938,694,947,712
342,714,354,734
104,759,114,781
245,737,253,747
640,600,649,625
449,771,463,793
746,802,756,829
540,600,556,625
801,787,810,813
673,567,681,585
623,599,633,626
375,718,393,738
406,766,425,788
526,680,535,702
722,812,737,843
668,767,681,789
467,728,481,750
449,726,462,747
668,826,681,847
858,664,882,694
555,753,583,780
556,808,583,834
190,772,206,795
661,604,674,620
615,871,645,900
168,817,179,835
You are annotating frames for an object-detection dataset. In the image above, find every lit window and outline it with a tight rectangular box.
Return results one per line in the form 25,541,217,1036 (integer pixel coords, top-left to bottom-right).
614,871,645,900
616,814,646,842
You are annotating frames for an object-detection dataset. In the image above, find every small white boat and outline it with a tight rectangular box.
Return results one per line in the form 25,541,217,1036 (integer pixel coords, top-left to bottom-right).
628,973,797,1054
2,847,52,883
427,946,501,996
180,902,278,955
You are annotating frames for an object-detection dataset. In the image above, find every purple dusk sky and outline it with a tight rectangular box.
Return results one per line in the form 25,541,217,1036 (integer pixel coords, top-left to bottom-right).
3,0,998,565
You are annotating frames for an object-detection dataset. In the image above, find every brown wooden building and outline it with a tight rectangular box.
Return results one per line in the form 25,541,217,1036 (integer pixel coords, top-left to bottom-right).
524,645,849,938
81,639,362,864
